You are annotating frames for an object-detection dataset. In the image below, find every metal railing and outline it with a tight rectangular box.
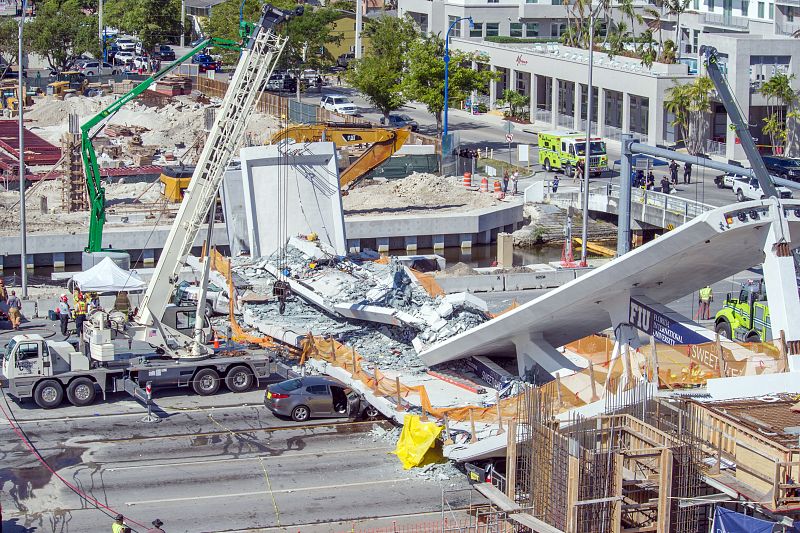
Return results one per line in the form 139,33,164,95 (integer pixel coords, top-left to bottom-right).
557,111,574,128
702,12,750,29
605,125,625,142
778,20,800,35
578,118,599,136
706,139,726,157
535,108,552,123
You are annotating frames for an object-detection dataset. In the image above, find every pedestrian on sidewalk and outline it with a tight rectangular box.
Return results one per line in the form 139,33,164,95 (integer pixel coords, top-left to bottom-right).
147,518,166,532
684,161,692,184
57,295,71,337
573,160,583,183
660,176,671,195
336,73,341,85
0,279,7,305
511,170,519,195
7,291,22,330
502,169,510,193
698,285,713,320
552,175,559,194
646,171,655,190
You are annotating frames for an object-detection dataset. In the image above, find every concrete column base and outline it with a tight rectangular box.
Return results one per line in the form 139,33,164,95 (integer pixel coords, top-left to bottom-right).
405,236,418,253
25,255,34,270
348,239,361,253
459,234,473,249
497,232,513,268
143,249,156,265
432,235,445,251
377,237,390,253
512,332,581,381
477,230,492,245
52,252,65,269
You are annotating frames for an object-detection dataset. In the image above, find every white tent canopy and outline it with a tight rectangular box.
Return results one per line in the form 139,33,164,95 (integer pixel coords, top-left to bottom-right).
71,257,147,293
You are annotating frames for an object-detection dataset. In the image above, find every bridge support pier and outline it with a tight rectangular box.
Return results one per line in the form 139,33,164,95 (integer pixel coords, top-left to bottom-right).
511,332,581,385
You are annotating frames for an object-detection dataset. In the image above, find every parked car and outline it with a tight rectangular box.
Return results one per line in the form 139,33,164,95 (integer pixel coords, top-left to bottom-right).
320,94,358,116
380,113,419,132
761,155,800,182
113,51,136,66
336,52,355,68
729,175,792,201
192,53,221,73
173,280,229,317
264,376,380,422
154,45,176,61
115,37,140,52
300,68,318,82
77,61,119,76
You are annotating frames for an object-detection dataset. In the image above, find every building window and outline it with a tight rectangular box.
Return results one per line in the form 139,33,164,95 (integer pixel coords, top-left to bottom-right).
510,22,523,37
769,2,773,18
470,23,483,37
486,22,499,36
788,7,795,21
692,29,699,53
757,1,764,17
694,0,699,9
448,16,461,37
526,22,539,36
741,0,749,15
629,95,650,136
708,0,714,9
526,0,537,3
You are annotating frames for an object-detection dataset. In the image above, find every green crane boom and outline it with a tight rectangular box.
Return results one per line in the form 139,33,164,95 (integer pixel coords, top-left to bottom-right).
80,37,244,253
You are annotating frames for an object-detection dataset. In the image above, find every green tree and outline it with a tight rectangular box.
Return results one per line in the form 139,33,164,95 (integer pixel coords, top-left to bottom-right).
496,89,529,120
664,0,691,58
759,72,798,156
664,76,714,154
0,17,21,65
104,0,184,51
27,0,99,71
402,33,497,133
346,15,417,120
617,0,643,40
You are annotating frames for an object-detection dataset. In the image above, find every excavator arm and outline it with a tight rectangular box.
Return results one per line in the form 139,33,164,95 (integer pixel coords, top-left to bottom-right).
271,123,411,190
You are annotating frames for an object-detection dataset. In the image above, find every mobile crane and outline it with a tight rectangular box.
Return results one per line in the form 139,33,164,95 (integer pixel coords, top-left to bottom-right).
701,46,800,351
2,4,303,409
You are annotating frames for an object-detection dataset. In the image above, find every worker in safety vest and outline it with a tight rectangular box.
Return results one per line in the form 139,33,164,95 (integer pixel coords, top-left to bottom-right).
74,297,88,337
111,514,126,533
698,285,713,320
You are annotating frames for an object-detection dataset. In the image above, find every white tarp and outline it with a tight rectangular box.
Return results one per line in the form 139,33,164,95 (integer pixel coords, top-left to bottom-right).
71,257,147,292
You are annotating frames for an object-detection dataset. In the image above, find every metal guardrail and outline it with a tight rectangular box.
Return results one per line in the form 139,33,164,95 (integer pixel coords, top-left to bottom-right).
702,12,750,29
706,139,726,157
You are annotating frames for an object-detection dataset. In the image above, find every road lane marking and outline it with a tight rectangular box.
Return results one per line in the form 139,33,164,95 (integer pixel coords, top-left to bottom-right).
125,477,412,506
105,445,392,471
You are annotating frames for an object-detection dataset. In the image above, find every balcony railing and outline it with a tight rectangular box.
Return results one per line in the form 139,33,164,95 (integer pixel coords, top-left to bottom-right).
778,20,800,35
703,12,750,29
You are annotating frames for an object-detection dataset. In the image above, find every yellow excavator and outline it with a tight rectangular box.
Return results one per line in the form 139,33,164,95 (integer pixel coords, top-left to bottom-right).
270,122,411,190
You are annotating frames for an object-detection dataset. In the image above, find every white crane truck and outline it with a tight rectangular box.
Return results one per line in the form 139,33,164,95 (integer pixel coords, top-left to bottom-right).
1,4,301,409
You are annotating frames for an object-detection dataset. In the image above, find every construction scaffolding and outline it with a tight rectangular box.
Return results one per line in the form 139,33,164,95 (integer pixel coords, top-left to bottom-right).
61,113,87,212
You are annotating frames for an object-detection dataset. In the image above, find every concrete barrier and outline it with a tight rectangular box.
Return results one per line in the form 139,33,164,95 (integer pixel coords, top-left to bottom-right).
36,299,58,318
436,274,505,293
504,270,576,291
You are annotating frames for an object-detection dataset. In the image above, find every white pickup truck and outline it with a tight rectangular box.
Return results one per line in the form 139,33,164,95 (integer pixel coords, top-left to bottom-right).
715,173,792,201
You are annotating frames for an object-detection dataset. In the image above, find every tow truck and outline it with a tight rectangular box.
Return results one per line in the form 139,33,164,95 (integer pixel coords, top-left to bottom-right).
714,280,771,342
1,4,304,409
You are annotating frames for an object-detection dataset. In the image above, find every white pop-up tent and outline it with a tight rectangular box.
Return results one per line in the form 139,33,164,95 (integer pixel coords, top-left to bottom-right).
70,257,147,293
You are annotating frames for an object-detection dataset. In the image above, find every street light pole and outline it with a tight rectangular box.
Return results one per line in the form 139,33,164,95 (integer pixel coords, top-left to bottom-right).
443,16,473,138
355,0,363,59
18,0,28,297
580,9,595,267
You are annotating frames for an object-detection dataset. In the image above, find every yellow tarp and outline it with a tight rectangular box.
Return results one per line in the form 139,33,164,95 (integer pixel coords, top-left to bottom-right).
393,415,443,469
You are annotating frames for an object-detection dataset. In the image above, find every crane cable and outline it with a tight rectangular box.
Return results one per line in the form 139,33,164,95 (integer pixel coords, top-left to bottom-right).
0,385,148,531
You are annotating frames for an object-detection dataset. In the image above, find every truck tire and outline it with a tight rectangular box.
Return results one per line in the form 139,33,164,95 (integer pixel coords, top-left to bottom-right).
716,179,725,189
67,377,96,407
192,368,220,396
225,366,254,393
736,190,745,202
715,320,732,340
291,405,311,422
34,380,64,409
565,164,573,178
544,159,552,172
745,332,761,343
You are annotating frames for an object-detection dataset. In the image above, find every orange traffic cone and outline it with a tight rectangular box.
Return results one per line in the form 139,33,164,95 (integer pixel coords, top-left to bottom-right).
213,332,220,349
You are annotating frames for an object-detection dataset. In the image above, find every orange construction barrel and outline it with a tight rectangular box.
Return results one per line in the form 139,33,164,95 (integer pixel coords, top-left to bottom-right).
463,172,472,188
480,176,489,192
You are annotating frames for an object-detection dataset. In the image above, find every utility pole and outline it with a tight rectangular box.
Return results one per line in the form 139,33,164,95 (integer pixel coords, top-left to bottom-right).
98,0,103,48
180,0,186,47
580,7,595,267
18,0,27,297
355,0,363,59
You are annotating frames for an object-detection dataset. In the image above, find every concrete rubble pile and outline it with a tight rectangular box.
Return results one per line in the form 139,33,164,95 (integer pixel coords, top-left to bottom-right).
233,237,491,371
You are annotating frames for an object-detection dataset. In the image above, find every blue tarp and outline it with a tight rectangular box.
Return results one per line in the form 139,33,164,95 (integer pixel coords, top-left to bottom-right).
713,507,775,533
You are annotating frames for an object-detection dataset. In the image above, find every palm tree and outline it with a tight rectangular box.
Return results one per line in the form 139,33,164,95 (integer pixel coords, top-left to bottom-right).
644,7,664,49
665,76,714,154
618,0,643,40
664,0,691,59
759,72,798,155
606,20,628,58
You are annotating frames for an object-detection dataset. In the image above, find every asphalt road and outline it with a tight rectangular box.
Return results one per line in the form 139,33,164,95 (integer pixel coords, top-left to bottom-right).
0,392,473,533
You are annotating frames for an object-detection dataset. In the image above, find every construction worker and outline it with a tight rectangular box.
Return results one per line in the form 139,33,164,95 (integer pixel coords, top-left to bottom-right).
57,295,71,337
72,288,81,307
0,278,7,304
74,295,88,338
660,176,671,195
111,514,126,533
147,518,166,533
699,285,713,320
7,290,22,330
